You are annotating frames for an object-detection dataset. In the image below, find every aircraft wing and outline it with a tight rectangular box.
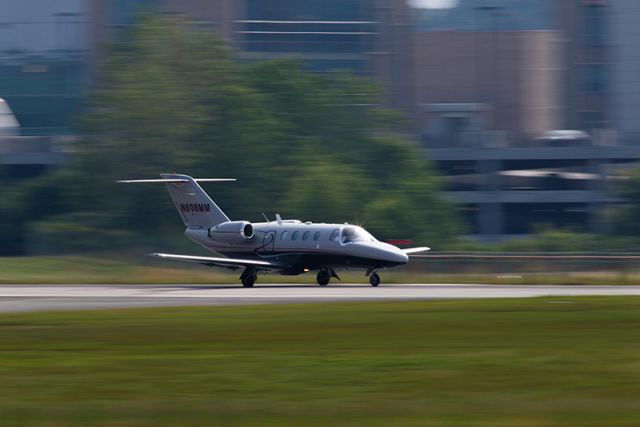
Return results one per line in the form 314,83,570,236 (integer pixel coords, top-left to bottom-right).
402,247,431,254
149,253,286,271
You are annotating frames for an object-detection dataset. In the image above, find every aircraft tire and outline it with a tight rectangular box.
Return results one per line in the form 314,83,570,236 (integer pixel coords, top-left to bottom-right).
369,272,380,287
242,274,256,288
317,270,330,286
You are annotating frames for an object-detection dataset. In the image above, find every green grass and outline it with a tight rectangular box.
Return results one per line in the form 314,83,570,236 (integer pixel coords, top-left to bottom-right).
1,298,640,426
3,255,640,285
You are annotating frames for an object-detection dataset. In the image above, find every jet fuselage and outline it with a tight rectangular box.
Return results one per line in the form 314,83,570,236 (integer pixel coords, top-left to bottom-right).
185,221,409,275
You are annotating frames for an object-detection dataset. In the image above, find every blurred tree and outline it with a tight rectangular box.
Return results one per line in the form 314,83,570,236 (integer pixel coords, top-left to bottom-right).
610,166,640,236
0,171,76,255
279,155,373,224
1,15,458,254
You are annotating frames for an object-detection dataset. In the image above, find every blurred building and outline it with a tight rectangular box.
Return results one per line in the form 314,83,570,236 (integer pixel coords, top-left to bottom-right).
414,30,563,145
411,0,562,144
0,0,91,135
610,0,640,139
0,1,84,177
408,0,640,237
0,98,19,137
556,0,611,131
237,0,377,73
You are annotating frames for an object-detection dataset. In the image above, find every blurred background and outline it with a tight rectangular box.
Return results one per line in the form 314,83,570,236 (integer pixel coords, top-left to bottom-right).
2,0,640,257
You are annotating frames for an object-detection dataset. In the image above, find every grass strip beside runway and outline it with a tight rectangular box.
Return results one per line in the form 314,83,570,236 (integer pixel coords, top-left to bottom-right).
1,298,640,426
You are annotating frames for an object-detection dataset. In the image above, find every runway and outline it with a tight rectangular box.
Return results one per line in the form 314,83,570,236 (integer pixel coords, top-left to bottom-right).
1,283,640,312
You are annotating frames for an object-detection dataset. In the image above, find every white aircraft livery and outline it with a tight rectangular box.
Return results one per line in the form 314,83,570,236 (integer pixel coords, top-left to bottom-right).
119,173,429,287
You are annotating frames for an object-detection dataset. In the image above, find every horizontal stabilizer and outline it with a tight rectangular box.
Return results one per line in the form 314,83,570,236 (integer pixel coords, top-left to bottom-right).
119,173,234,228
402,247,431,254
118,178,236,184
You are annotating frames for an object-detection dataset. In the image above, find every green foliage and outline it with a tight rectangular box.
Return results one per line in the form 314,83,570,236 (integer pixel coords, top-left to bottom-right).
0,191,25,255
280,157,371,223
25,212,134,254
610,165,640,236
445,227,640,253
0,171,77,255
496,229,604,252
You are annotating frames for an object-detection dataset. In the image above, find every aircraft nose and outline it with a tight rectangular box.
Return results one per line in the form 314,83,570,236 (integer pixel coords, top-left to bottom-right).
380,245,408,265
394,249,409,264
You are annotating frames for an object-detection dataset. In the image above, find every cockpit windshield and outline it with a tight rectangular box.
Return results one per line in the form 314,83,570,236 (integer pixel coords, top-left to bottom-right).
340,226,376,244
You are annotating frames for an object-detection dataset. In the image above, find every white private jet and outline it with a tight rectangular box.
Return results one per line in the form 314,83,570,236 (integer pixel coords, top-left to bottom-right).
119,173,429,287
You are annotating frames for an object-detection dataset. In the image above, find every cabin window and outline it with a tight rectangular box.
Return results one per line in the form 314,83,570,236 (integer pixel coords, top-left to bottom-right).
330,229,339,241
292,231,299,240
313,231,321,241
302,231,310,240
281,231,288,240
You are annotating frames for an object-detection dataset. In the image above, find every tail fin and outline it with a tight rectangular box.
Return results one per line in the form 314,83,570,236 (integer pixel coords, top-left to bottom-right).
118,173,233,228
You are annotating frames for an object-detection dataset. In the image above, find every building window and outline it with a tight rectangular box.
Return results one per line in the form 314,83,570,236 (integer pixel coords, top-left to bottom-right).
241,0,376,72
582,64,607,93
584,5,607,47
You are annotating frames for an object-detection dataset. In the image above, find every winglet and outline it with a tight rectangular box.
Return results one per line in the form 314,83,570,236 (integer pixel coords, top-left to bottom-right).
402,247,431,254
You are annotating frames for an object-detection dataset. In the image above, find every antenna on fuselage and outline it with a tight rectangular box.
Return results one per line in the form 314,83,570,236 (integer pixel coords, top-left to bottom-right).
275,213,283,225
261,212,269,223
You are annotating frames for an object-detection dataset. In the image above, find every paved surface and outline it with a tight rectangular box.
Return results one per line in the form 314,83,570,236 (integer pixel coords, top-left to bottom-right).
1,284,640,312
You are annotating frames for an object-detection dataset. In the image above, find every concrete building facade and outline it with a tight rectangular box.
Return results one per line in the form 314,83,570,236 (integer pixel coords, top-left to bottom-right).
413,30,564,146
556,0,611,131
610,0,640,138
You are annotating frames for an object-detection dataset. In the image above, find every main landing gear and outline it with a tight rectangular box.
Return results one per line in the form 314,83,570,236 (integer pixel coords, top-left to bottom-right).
316,268,340,286
316,269,330,286
240,267,257,288
369,272,381,287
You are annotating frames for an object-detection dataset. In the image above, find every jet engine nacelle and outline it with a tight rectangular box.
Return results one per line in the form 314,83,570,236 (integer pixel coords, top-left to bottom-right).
208,221,254,243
